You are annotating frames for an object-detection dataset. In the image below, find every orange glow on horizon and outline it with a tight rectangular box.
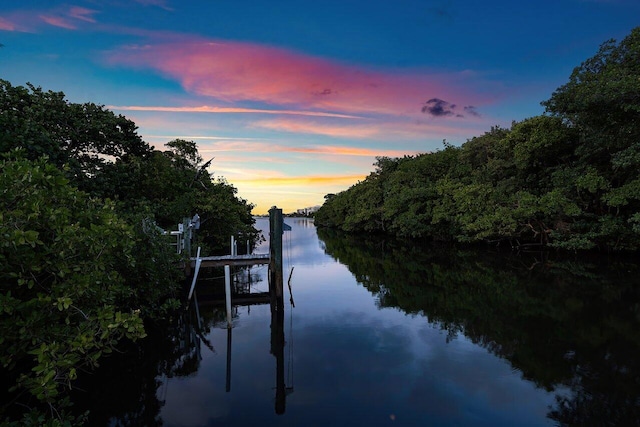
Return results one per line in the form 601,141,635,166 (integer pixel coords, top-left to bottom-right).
233,174,365,187
231,173,367,215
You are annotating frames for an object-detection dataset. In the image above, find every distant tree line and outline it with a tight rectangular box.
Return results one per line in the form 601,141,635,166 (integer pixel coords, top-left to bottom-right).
0,80,258,424
316,28,640,251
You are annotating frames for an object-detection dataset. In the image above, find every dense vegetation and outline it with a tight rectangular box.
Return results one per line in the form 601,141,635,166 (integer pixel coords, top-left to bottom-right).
316,28,640,251
0,80,258,424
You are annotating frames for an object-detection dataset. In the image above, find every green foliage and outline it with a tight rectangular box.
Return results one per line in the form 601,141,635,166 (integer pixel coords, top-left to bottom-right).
0,81,257,423
0,155,147,421
317,27,640,251
99,140,259,254
0,80,152,194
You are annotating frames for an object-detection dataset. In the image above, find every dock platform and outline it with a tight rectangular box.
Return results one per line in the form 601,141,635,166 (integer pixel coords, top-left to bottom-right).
190,253,270,268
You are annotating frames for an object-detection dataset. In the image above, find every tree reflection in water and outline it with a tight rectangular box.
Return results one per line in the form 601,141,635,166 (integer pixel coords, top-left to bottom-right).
71,228,640,425
316,228,640,425
71,264,287,426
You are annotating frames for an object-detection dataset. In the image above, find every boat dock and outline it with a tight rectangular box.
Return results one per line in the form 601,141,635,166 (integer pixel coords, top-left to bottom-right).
189,253,270,268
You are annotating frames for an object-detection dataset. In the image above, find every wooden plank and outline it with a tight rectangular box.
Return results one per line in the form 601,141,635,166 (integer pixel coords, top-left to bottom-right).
189,254,270,268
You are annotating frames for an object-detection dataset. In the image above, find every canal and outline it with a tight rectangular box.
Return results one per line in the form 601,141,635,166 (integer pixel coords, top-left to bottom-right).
75,216,640,426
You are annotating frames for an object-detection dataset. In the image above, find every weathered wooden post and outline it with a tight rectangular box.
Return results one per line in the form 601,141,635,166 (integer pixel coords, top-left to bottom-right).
268,206,286,414
269,207,284,299
183,217,192,257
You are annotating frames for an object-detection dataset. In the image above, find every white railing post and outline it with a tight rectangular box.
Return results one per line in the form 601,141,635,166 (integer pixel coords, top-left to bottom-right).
187,247,202,301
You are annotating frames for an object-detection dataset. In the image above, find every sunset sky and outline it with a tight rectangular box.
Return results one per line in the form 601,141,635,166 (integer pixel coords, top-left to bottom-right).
1,1,638,214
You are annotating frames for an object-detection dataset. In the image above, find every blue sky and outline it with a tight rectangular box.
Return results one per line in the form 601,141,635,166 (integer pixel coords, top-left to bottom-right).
1,0,638,213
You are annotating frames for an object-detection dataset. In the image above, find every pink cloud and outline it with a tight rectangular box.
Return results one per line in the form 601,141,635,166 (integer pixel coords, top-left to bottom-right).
107,104,361,119
106,39,491,117
252,117,485,141
288,145,413,158
0,12,38,32
135,0,174,11
178,140,414,159
0,17,17,31
68,7,98,23
41,6,101,29
39,15,77,30
1,6,98,32
253,118,379,139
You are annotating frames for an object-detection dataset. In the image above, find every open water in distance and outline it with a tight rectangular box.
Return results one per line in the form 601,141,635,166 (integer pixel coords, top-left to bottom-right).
75,217,640,426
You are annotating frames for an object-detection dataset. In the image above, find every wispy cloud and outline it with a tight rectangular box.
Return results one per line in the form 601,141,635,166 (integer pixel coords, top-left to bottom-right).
105,38,490,118
0,12,37,32
145,135,267,141
182,140,413,158
39,15,77,30
0,17,18,31
288,145,413,157
68,7,98,23
107,104,362,119
252,116,485,140
41,6,100,29
0,6,99,32
135,0,174,11
253,118,379,139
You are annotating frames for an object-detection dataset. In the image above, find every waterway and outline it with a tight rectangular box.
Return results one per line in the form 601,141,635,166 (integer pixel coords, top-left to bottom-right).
75,217,640,426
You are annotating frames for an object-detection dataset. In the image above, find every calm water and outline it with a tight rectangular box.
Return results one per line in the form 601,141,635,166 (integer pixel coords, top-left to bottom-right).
75,217,640,426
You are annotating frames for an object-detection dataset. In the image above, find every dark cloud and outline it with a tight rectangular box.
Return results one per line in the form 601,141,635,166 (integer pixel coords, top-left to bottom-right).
421,98,457,117
464,105,480,117
313,88,334,96
421,99,481,119
427,0,455,21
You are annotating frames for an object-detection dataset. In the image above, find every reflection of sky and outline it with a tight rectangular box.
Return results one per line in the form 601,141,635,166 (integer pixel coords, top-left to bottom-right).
253,217,331,268
159,219,557,426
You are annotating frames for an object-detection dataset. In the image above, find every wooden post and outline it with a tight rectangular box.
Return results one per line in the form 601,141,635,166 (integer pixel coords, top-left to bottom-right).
183,217,191,257
269,207,284,299
268,207,286,414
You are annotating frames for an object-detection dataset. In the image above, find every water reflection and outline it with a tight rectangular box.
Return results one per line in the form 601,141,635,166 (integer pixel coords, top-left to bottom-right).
317,228,640,425
73,219,640,426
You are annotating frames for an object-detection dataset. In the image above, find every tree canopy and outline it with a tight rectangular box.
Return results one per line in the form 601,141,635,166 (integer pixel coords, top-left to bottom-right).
0,80,258,424
316,27,640,251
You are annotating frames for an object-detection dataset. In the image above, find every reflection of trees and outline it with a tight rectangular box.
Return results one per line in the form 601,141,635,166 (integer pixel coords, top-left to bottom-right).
317,228,640,425
71,303,211,426
71,266,268,425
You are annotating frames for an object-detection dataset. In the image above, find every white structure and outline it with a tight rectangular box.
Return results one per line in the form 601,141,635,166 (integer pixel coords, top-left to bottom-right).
296,205,321,216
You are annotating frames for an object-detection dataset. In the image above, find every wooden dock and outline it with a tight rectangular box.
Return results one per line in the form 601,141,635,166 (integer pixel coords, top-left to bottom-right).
189,253,270,268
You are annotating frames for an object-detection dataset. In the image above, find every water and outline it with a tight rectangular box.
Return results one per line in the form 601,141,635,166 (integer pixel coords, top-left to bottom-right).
75,217,640,426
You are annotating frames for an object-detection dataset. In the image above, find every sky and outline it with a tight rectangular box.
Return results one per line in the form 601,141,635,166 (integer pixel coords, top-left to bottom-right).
1,1,638,214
